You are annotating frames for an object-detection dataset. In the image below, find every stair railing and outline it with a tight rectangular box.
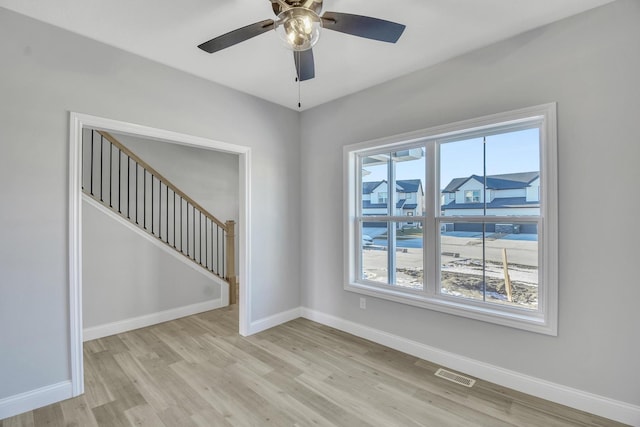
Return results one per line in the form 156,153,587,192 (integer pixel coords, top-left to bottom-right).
82,130,237,303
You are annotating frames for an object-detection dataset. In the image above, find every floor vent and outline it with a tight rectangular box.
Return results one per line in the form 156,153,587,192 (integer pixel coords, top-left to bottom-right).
434,368,476,388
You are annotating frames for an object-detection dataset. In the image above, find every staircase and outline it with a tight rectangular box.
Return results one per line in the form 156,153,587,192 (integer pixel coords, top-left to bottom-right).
81,129,238,303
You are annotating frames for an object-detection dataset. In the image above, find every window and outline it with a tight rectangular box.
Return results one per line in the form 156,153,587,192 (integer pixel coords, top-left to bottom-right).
344,104,557,335
406,211,414,226
358,150,425,290
464,190,481,203
378,192,388,204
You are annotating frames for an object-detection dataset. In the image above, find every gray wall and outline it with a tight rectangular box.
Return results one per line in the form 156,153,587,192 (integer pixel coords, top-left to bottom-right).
83,199,221,329
300,0,640,406
0,7,300,400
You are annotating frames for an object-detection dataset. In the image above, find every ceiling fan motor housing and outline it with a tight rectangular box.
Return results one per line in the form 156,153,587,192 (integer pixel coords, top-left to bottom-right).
276,8,322,51
272,0,323,15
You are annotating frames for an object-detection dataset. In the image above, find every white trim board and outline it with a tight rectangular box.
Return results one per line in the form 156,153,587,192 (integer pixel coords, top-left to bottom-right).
300,307,640,426
0,382,72,420
84,298,226,341
247,307,302,335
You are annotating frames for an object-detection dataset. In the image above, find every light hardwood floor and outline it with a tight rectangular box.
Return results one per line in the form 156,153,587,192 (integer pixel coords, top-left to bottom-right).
1,306,626,427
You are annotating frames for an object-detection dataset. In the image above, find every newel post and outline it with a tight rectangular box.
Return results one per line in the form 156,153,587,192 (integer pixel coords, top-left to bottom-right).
225,220,237,305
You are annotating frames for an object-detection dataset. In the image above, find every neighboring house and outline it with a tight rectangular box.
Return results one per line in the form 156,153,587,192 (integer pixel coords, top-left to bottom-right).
362,179,424,228
441,171,540,216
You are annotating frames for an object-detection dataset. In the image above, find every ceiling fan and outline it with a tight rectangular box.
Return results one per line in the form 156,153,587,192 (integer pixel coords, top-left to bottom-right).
198,0,406,82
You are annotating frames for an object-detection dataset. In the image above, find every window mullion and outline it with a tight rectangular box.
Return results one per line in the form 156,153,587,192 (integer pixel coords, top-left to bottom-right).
482,136,487,302
355,155,364,282
425,140,437,296
387,155,396,285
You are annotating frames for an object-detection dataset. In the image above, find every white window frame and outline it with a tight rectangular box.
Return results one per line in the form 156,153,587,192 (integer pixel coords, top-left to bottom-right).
344,103,558,335
464,189,482,203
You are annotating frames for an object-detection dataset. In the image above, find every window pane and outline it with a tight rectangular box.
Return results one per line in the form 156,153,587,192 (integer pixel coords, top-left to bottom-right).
440,138,484,216
440,222,539,309
361,221,388,284
440,129,541,217
361,154,390,216
395,221,424,290
485,128,540,216
439,223,485,301
393,148,425,217
488,222,539,309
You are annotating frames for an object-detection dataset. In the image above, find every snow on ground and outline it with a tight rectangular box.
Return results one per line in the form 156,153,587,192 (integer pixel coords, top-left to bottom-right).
361,234,539,309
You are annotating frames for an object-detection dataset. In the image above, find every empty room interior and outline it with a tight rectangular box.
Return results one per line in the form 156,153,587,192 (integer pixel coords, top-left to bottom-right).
0,0,639,426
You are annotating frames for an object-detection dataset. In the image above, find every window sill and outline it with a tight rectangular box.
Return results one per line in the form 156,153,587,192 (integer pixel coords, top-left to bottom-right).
345,281,556,336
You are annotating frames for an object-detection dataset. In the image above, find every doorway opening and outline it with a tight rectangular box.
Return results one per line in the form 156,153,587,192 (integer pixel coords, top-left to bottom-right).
68,112,251,397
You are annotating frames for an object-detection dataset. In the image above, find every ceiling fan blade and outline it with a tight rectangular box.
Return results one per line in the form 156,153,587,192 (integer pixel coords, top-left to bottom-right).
321,12,405,43
198,20,275,53
294,49,315,81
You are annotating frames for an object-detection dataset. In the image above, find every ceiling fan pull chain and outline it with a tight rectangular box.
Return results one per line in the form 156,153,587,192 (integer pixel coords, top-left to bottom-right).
297,51,302,108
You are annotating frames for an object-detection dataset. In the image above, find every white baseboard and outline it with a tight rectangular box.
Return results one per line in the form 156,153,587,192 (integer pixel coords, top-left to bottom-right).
248,307,302,335
0,381,72,420
84,298,225,341
301,307,640,426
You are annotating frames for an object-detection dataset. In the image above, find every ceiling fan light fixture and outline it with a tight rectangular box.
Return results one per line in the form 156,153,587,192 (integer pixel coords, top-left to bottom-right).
275,8,322,51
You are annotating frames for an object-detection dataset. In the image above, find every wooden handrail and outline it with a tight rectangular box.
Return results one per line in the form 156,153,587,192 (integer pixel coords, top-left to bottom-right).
97,131,229,232
91,131,237,299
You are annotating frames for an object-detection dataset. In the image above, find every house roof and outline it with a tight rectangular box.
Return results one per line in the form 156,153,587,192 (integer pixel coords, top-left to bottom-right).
363,180,385,195
442,172,539,193
442,177,468,193
441,197,540,210
362,201,387,209
363,199,419,210
396,179,423,193
363,179,423,195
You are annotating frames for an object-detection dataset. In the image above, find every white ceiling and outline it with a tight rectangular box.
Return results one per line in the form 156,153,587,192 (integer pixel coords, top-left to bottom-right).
0,0,615,110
